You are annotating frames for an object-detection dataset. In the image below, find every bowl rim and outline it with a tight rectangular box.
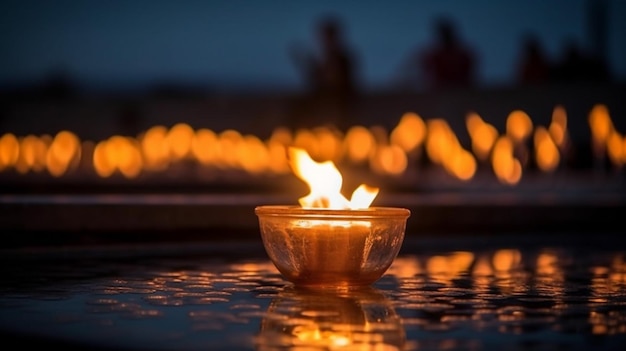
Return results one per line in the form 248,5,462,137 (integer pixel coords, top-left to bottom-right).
255,205,410,219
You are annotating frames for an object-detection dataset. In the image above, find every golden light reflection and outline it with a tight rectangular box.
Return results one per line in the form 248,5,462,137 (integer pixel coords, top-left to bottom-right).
534,251,564,306
256,288,405,351
426,252,474,282
492,249,522,272
472,255,494,277
589,254,626,335
387,256,422,279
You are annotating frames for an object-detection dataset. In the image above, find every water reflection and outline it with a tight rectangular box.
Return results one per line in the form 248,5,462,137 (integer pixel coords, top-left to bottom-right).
256,286,405,350
1,241,626,350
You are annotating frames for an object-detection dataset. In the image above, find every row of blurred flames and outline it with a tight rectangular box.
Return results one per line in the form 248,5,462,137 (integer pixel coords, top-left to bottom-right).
0,103,623,185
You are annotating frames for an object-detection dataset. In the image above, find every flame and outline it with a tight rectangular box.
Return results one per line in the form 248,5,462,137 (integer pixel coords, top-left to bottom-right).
288,147,378,209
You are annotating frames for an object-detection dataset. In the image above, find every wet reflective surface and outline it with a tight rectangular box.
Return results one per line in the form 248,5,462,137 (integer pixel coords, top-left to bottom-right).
1,234,625,350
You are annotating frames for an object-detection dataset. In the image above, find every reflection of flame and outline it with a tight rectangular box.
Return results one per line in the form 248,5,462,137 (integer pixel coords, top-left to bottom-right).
288,147,379,209
256,287,405,351
426,251,474,282
493,249,522,272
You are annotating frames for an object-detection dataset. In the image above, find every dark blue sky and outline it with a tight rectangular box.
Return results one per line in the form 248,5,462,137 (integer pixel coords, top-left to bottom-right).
1,0,624,93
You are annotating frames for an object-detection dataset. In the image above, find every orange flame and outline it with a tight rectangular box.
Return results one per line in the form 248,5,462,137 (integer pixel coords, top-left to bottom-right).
288,147,379,209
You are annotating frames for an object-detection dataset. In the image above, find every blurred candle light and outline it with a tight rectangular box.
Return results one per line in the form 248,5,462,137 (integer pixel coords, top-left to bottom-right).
370,144,407,176
426,118,476,180
466,112,499,162
492,136,522,185
166,122,194,160
534,126,560,173
343,125,375,164
238,135,270,174
549,105,568,149
506,110,533,167
0,133,20,171
191,128,218,166
390,112,427,154
15,135,37,174
606,130,625,169
140,125,170,171
46,130,80,177
93,140,115,178
215,129,244,169
588,104,613,169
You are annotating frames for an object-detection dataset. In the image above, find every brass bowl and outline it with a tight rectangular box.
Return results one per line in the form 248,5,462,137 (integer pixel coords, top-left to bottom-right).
255,206,410,288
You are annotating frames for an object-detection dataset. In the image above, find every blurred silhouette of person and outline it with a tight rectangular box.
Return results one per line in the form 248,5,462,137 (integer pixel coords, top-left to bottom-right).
39,65,76,100
516,34,550,86
552,39,610,83
419,17,477,90
289,15,358,130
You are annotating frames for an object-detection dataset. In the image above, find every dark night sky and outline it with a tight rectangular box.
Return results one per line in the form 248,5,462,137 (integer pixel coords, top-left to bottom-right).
1,0,624,93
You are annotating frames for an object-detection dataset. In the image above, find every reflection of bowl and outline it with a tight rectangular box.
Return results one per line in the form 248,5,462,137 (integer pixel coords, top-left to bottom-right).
255,286,405,350
255,206,410,287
